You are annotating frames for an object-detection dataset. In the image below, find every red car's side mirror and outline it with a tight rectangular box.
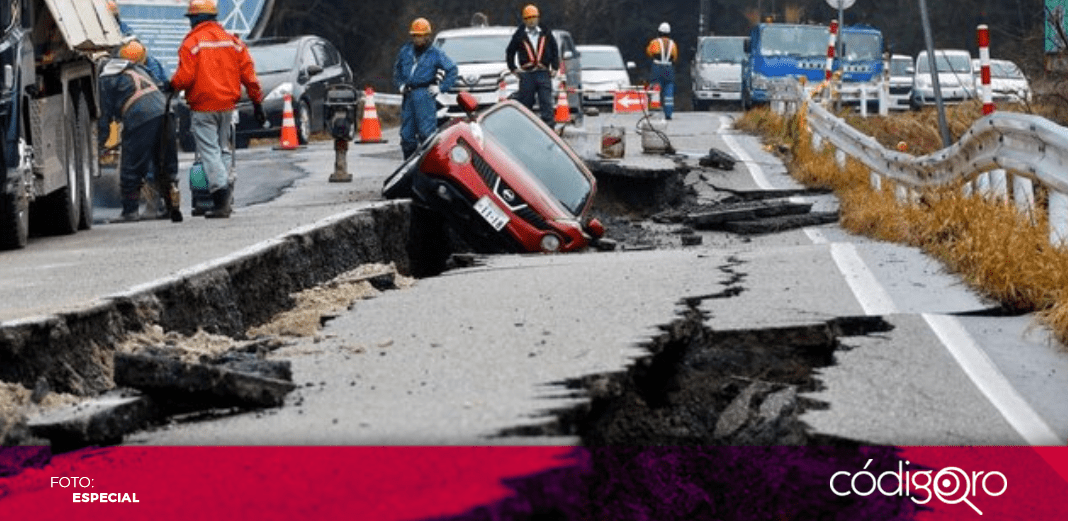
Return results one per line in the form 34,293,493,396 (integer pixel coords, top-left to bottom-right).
457,91,479,114
586,218,605,239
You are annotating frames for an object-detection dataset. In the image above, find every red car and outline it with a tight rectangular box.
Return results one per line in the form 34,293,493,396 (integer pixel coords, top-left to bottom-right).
383,93,604,276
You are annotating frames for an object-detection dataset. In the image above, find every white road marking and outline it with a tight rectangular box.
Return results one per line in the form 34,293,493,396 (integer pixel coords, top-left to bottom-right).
924,313,1062,446
719,117,1061,446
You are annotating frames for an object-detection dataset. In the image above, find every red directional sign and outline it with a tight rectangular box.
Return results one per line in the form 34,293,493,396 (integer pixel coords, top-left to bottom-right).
613,90,648,113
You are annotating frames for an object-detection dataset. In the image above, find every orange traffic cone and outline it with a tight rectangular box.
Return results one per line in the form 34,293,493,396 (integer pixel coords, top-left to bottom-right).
276,93,299,150
358,87,386,144
648,84,662,110
498,79,508,103
554,84,571,124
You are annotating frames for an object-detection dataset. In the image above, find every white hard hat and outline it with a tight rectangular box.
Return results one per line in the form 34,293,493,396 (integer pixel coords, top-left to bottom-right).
658,22,670,34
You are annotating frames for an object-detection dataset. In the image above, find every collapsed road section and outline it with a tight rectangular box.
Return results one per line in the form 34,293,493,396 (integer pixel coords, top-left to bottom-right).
0,202,411,399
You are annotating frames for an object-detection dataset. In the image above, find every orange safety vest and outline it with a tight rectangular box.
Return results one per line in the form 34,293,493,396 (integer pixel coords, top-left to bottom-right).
520,33,549,70
647,37,677,65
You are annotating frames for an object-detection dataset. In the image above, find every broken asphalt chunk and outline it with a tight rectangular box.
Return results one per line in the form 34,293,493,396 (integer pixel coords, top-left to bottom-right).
114,352,296,410
27,389,158,450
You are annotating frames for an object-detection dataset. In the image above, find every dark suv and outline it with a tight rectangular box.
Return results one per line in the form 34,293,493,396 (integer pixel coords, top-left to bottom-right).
175,35,354,150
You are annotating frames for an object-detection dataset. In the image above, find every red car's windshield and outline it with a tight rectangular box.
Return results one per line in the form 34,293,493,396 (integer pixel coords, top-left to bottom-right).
480,106,592,215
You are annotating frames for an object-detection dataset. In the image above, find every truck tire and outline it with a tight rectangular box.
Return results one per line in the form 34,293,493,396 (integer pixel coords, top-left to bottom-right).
75,93,96,230
35,95,81,235
0,192,29,249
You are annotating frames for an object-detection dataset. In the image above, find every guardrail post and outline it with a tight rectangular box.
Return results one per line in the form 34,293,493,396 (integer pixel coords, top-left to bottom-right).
976,172,990,197
835,148,847,170
895,184,910,205
1013,175,1035,219
860,87,869,117
1051,192,1068,246
870,172,882,191
879,82,889,116
990,169,1008,201
811,132,823,151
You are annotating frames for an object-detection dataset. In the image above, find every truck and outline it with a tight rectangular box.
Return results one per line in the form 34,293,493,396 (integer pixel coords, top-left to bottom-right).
690,35,748,110
1,0,121,249
741,22,884,110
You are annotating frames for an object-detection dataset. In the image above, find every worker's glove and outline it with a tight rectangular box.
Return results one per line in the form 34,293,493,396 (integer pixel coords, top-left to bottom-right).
398,83,407,94
159,81,174,95
427,85,440,96
253,102,267,126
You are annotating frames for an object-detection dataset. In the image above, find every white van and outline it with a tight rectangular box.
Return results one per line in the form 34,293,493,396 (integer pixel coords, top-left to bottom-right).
911,49,976,109
691,36,748,110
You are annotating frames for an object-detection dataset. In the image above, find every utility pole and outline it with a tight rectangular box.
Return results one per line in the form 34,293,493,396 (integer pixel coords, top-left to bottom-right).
918,0,952,148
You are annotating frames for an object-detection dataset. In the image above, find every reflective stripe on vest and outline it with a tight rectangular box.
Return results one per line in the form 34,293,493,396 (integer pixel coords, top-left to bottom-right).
654,37,675,65
521,34,547,70
121,69,159,115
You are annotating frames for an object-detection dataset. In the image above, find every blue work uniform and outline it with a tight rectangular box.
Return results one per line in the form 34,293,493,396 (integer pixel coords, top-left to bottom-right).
98,59,178,215
393,42,457,158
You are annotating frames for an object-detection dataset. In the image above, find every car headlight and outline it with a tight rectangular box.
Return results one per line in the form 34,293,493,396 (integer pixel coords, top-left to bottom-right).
449,145,470,164
264,82,294,102
539,234,561,252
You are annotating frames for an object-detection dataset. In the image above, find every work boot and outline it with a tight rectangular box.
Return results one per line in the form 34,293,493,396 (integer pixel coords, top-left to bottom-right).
119,199,140,222
204,187,232,218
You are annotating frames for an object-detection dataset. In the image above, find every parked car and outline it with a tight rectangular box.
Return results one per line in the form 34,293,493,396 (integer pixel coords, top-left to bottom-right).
690,35,747,110
910,49,976,109
972,58,1032,104
175,35,354,150
887,54,914,110
383,92,604,276
432,25,582,122
576,44,633,109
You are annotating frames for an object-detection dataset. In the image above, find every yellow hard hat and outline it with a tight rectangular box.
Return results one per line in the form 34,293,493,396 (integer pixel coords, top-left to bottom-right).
522,4,540,19
410,17,432,36
106,1,119,16
186,0,217,16
119,40,146,64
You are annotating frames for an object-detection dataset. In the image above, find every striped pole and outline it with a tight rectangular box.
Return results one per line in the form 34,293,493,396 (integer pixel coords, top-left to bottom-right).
825,19,838,83
824,20,838,102
977,24,994,115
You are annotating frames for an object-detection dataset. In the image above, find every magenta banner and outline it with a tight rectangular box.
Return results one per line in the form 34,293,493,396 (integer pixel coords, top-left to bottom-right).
2,445,1066,520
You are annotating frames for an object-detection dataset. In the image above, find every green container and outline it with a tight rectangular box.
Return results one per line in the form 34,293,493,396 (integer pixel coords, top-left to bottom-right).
189,161,208,191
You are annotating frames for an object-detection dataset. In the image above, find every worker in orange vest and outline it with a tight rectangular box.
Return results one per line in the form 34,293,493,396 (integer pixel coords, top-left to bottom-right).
645,22,678,119
506,4,559,125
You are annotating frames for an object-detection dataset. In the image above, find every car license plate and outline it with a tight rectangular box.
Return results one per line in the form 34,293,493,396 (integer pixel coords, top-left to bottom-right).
474,196,509,231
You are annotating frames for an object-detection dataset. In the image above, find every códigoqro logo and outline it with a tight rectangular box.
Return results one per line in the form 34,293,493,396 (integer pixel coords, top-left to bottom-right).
830,459,1007,515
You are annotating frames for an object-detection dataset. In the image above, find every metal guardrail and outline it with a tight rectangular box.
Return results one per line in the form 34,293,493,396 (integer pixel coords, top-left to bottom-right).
770,80,1068,244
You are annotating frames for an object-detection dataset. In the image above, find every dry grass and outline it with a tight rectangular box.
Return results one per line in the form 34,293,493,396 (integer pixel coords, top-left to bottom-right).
738,104,1068,345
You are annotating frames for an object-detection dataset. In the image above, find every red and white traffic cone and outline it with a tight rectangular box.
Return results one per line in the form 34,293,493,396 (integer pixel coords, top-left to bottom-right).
276,93,299,150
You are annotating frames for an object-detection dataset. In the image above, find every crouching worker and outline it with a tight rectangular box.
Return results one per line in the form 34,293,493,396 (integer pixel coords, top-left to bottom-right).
98,43,183,222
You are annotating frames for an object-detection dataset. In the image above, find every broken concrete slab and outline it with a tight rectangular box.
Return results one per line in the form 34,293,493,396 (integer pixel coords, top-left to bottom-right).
114,352,296,409
27,390,158,450
684,200,814,229
722,211,840,235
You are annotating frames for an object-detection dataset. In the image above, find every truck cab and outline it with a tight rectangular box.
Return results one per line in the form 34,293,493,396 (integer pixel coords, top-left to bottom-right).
691,35,747,110
1,0,119,249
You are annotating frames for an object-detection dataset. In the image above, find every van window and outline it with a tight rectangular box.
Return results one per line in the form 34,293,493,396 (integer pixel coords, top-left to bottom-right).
697,38,746,64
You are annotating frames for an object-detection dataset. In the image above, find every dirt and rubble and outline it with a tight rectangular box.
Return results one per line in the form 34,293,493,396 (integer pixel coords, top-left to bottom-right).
0,263,414,448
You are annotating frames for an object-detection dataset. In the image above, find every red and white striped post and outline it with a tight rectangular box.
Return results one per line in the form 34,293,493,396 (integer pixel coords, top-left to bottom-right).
824,20,838,101
977,24,994,115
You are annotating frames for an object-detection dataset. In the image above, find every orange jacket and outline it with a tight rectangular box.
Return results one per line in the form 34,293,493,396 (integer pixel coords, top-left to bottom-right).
172,21,263,112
